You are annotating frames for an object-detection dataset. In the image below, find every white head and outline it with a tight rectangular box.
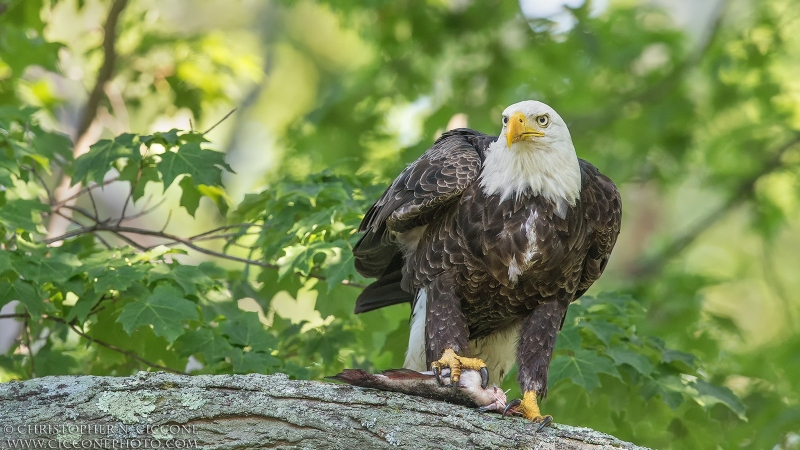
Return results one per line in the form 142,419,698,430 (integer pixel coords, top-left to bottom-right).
480,100,581,215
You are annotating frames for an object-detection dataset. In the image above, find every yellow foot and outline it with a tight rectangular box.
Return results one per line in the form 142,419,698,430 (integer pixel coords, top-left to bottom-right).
430,348,489,388
503,391,553,433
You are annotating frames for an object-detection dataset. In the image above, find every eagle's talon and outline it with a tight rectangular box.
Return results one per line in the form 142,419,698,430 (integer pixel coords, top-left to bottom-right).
432,366,445,386
535,415,553,433
479,367,489,389
502,398,521,417
502,391,551,431
430,348,488,387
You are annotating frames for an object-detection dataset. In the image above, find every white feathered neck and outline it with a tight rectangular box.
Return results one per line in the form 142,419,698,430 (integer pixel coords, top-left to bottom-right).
479,137,581,215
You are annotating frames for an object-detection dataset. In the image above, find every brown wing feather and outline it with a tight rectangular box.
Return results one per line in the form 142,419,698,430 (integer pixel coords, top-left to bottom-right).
352,129,495,314
574,159,622,299
353,129,493,278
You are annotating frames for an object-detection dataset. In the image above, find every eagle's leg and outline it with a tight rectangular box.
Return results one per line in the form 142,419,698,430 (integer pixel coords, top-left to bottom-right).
425,275,489,388
504,299,569,431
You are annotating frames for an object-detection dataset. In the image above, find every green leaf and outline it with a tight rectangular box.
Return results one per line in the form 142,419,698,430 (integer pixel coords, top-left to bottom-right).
580,292,643,315
71,137,134,186
314,283,358,318
178,176,201,216
116,285,199,343
693,379,747,421
323,247,358,291
32,130,73,162
0,354,25,379
118,162,160,202
548,349,621,393
179,131,209,143
0,250,13,273
175,328,233,363
0,199,48,233
140,129,182,147
157,142,232,189
176,176,230,216
642,375,692,410
33,345,79,376
196,184,229,216
555,327,582,352
0,280,48,316
148,263,217,296
578,320,626,346
0,167,14,188
0,26,61,77
606,346,655,376
226,348,280,373
221,312,277,350
660,347,697,373
94,264,149,294
16,252,79,284
3,0,46,33
65,291,104,324
277,242,338,279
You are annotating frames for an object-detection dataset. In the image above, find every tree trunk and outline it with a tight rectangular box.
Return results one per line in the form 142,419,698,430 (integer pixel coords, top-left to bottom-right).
0,372,647,449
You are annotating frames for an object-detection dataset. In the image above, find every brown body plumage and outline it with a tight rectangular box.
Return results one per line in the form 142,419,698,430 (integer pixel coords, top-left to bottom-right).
353,101,622,407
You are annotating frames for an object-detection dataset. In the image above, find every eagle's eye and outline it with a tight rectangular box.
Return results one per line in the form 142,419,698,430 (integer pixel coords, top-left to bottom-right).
536,114,550,128
502,115,509,126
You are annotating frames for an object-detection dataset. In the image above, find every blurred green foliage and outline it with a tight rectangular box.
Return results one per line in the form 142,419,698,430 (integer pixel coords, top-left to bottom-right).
1,0,800,448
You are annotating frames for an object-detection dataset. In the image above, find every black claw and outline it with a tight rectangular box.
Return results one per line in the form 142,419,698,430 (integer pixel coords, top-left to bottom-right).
502,398,521,418
479,367,489,389
433,366,445,386
535,416,553,433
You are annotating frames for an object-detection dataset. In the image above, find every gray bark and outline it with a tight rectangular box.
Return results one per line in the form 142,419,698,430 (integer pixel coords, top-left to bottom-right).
0,372,648,449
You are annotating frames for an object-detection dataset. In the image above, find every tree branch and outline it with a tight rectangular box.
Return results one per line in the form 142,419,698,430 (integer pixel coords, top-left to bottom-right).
76,0,128,139
3,310,182,374
203,108,237,135
118,197,165,222
43,314,185,374
22,317,35,378
47,0,128,241
42,220,368,289
0,372,646,450
51,176,119,209
52,209,113,249
0,314,28,320
30,165,55,206
66,321,184,375
87,187,101,221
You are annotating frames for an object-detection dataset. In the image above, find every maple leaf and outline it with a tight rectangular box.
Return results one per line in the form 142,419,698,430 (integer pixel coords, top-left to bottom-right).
548,349,621,393
157,142,232,189
117,285,199,343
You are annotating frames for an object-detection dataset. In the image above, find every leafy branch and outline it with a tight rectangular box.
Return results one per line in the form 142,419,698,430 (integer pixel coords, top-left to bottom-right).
632,134,800,278
45,220,262,264
0,312,184,374
572,0,728,129
64,319,184,375
41,197,367,289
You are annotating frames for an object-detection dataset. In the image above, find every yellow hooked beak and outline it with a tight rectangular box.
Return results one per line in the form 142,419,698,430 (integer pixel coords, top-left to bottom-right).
506,111,545,148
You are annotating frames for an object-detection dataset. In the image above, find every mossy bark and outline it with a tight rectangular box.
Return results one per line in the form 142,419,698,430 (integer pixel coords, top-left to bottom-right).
0,372,648,449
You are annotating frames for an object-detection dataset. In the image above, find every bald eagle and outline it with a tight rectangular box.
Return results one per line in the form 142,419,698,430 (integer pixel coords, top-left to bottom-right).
352,100,622,425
